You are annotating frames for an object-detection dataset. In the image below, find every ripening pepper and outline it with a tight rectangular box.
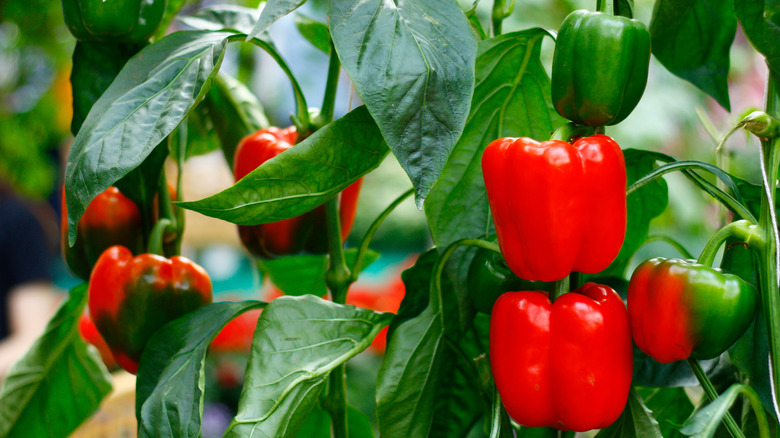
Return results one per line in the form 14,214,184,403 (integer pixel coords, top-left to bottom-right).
467,248,547,314
233,126,362,259
61,186,143,281
482,135,626,282
628,257,758,363
88,245,213,374
551,10,651,126
490,283,633,431
61,0,166,43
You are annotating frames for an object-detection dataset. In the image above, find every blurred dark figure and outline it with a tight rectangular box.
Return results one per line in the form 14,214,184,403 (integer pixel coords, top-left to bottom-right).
0,178,62,379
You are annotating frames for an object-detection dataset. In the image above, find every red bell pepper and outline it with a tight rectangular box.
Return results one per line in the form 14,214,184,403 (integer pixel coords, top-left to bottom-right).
490,283,633,431
233,126,362,259
61,186,143,280
88,245,213,374
482,135,626,281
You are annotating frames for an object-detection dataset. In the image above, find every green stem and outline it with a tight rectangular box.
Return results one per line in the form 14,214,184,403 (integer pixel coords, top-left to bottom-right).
597,0,614,15
643,234,695,260
696,220,762,268
351,188,414,280
489,388,503,438
245,36,310,134
148,218,173,256
324,196,351,438
687,359,745,438
174,122,187,255
549,122,597,142
431,239,500,309
491,0,515,36
320,41,341,126
551,276,570,302
757,72,780,420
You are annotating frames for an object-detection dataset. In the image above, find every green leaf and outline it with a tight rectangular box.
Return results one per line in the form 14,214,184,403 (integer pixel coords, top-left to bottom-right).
177,106,389,225
735,0,780,78
298,404,375,438
179,5,262,35
65,30,237,246
633,353,730,388
247,0,307,40
0,285,112,438
595,388,663,438
224,295,392,437
261,249,379,296
680,384,756,437
330,0,477,207
136,300,264,438
638,387,695,438
424,28,560,248
70,41,140,135
153,0,188,41
114,139,169,236
295,14,331,54
600,149,669,278
650,0,735,110
205,73,270,169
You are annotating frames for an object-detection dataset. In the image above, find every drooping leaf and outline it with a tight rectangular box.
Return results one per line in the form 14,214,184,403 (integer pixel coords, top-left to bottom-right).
650,0,736,110
637,387,695,438
0,285,112,438
247,0,307,40
224,295,392,437
261,249,379,297
65,30,238,245
177,106,389,225
680,384,760,437
205,73,270,169
595,388,663,438
136,301,264,438
179,5,262,35
295,14,331,54
70,41,140,135
735,0,780,78
424,28,560,248
329,0,477,206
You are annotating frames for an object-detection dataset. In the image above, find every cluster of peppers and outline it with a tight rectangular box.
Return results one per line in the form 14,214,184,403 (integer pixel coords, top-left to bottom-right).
477,4,758,432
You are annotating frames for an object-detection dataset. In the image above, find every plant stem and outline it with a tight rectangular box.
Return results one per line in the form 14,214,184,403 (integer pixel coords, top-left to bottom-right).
697,220,762,267
550,276,570,302
147,218,172,257
549,122,596,142
687,359,745,438
596,0,614,15
324,196,351,438
320,41,341,126
757,71,780,420
489,388,503,438
352,188,414,279
491,0,515,36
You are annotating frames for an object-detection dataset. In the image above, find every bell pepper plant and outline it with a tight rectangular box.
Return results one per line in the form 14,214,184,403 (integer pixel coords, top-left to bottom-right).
233,126,363,259
490,283,633,431
628,257,758,363
88,245,213,374
482,134,626,281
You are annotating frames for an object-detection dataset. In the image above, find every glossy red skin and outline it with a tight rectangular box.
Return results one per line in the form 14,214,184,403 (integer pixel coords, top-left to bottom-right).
88,246,213,374
78,312,117,370
233,126,362,259
210,308,262,353
482,135,626,281
61,186,143,280
490,283,633,431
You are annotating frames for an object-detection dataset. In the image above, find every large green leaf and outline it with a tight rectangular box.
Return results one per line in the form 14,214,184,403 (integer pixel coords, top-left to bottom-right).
637,387,695,438
224,295,392,437
329,0,477,206
261,249,379,297
177,106,389,225
735,0,780,78
65,30,238,245
650,0,736,110
136,300,264,438
595,389,663,438
0,285,112,438
424,28,560,248
680,384,764,438
178,5,262,35
297,404,375,438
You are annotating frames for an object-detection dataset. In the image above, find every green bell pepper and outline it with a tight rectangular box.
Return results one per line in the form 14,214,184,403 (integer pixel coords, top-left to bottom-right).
551,9,651,126
627,257,758,363
61,0,166,43
467,248,546,314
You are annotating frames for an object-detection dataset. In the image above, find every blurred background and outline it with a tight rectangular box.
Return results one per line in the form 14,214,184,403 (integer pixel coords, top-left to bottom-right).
0,0,769,435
